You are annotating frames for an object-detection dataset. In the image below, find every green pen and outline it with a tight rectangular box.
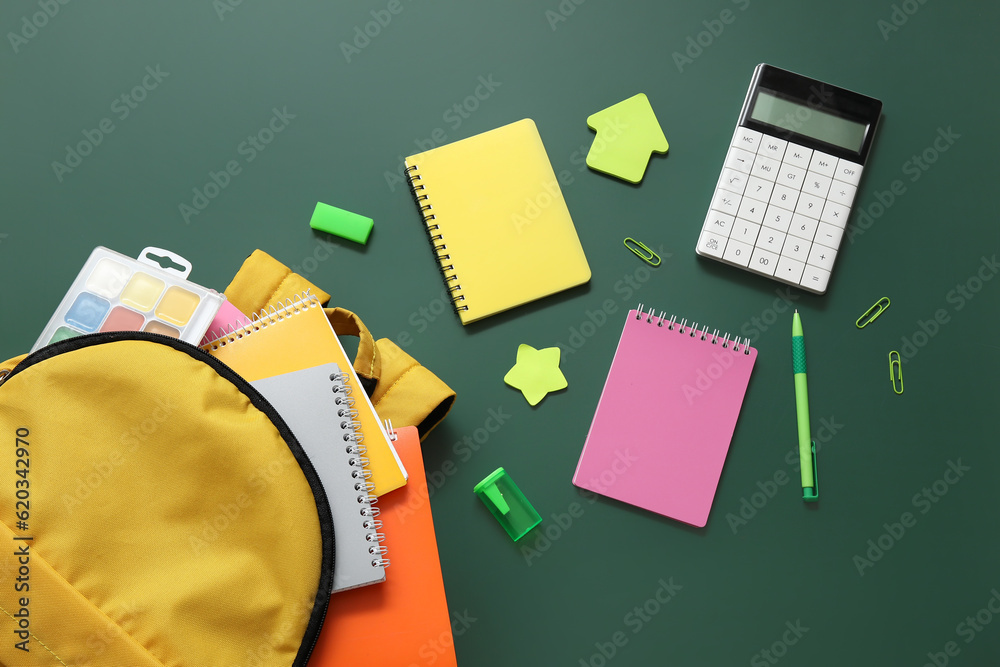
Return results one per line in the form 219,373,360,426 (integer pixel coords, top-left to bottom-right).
792,310,819,501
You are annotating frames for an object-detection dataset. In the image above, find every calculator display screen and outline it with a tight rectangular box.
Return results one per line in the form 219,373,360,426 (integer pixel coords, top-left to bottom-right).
750,90,867,153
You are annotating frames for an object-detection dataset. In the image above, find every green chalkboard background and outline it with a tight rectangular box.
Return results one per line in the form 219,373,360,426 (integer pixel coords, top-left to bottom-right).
2,0,998,664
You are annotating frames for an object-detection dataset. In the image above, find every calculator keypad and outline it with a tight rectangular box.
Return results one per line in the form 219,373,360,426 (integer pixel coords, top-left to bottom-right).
697,127,863,294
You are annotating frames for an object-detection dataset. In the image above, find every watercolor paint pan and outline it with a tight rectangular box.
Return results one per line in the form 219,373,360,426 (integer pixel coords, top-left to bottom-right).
32,247,225,352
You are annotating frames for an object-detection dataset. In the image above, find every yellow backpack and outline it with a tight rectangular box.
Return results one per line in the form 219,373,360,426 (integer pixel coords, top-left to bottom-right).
0,247,458,665
0,333,333,666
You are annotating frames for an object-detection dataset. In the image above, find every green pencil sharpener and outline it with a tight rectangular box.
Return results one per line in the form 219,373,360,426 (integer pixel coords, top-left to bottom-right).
474,467,542,541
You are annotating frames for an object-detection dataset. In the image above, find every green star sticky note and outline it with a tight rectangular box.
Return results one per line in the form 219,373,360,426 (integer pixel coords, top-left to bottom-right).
503,344,568,406
309,202,374,244
586,93,668,184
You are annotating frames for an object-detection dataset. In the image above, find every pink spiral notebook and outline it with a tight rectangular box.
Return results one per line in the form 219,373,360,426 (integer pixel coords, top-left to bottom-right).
573,305,757,527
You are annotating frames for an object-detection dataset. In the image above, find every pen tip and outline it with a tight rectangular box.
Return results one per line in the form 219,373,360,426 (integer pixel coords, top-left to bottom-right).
794,309,798,314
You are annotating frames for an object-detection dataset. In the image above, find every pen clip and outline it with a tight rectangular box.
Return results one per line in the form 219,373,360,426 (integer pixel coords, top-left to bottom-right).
803,440,819,502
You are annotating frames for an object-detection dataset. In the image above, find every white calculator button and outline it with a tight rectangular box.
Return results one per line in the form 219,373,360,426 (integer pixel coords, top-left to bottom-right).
723,239,753,267
783,143,813,171
769,184,800,211
807,244,837,272
698,230,727,259
804,171,832,199
736,198,766,225
748,247,779,276
789,214,819,241
758,136,787,162
777,163,806,190
835,159,863,186
800,265,831,293
780,236,810,262
814,222,844,249
725,147,756,174
744,176,774,203
732,127,763,152
718,169,749,195
711,190,741,216
751,155,781,181
758,229,786,254
731,220,761,245
762,205,791,233
808,151,837,177
828,181,857,208
794,192,824,219
775,256,806,284
704,211,735,238
820,200,851,228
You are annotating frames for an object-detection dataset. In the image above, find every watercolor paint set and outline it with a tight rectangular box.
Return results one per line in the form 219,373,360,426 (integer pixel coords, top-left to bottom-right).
32,247,225,352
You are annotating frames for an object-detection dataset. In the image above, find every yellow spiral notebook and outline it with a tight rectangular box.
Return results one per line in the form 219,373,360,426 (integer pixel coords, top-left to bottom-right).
405,119,591,325
201,292,407,495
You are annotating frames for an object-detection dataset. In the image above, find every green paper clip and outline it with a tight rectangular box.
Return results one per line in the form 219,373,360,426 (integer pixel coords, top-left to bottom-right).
889,350,903,394
856,297,890,328
624,238,660,266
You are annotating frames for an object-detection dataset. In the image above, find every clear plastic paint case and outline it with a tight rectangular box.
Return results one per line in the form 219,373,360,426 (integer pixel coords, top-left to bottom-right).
32,247,225,352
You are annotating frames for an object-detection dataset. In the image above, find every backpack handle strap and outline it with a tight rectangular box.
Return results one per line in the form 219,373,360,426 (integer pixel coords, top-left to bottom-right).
325,307,381,386
222,249,455,438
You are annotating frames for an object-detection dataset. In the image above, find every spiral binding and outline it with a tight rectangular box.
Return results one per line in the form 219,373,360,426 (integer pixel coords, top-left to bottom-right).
635,303,753,355
331,370,389,569
201,291,320,350
404,163,469,316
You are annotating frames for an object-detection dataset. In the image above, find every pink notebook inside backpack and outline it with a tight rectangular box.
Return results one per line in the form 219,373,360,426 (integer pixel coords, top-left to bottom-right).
573,306,757,527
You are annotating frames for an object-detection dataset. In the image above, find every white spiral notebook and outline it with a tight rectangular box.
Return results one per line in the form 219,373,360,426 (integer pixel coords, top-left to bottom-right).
252,362,388,592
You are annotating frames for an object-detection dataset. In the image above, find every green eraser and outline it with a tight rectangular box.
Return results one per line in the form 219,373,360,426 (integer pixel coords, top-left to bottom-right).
309,202,373,244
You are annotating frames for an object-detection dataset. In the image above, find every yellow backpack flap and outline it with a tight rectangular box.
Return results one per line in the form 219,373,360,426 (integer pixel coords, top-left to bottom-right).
0,333,333,666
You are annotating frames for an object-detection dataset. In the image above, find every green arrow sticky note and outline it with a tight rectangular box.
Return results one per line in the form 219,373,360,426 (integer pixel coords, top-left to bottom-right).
586,93,669,184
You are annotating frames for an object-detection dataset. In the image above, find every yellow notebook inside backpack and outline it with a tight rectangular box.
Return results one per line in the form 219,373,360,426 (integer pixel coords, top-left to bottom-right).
405,119,591,325
201,293,407,495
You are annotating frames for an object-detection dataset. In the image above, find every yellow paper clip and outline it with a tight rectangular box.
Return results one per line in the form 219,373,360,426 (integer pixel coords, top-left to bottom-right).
856,297,890,328
889,350,903,394
624,238,660,266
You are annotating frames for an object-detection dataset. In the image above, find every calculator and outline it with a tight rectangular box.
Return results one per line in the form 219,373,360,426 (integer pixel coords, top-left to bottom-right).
696,64,882,294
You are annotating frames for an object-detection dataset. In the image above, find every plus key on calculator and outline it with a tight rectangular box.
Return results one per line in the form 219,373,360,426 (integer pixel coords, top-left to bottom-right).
696,64,883,294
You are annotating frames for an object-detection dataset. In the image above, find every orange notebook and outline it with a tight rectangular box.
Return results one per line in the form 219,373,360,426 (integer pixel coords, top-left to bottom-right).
308,425,457,667
200,292,407,495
